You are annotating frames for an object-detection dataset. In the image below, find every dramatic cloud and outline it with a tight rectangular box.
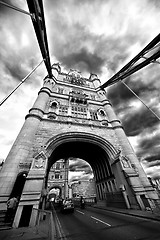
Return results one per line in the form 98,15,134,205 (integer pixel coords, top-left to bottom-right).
69,158,93,182
107,63,160,172
0,0,160,181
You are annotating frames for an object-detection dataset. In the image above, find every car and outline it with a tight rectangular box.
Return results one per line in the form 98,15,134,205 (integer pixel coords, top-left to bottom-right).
61,198,74,213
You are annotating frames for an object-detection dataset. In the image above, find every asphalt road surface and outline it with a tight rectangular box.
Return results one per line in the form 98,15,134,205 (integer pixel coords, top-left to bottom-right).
55,206,160,240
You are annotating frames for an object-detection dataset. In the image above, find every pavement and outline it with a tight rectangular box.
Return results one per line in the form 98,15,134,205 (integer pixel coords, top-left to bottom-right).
92,203,160,222
0,204,160,240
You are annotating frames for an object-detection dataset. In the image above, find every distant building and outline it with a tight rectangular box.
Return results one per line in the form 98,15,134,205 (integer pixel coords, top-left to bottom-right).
72,178,96,198
148,177,160,197
48,159,69,199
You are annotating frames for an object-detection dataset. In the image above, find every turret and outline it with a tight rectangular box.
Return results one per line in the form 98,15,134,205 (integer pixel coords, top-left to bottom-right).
51,62,61,79
89,73,101,89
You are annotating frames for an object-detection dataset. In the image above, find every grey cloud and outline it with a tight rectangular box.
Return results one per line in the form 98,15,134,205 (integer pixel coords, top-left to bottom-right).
69,158,92,174
122,107,159,136
46,2,134,75
70,172,93,183
107,67,160,137
60,48,105,74
0,0,14,14
145,169,160,180
138,134,160,153
137,132,160,162
148,160,160,167
141,154,160,163
148,0,160,8
0,2,42,86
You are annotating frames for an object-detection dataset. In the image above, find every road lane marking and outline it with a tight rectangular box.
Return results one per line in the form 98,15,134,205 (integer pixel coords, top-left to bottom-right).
76,210,85,215
91,216,111,226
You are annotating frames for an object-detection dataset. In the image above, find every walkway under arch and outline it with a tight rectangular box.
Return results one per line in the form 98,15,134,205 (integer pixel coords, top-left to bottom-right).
44,132,120,200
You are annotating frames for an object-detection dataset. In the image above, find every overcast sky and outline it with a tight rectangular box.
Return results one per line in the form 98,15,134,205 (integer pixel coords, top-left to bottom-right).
0,0,160,182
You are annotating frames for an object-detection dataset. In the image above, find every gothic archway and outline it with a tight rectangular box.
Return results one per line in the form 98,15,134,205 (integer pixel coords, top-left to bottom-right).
48,185,62,199
44,132,120,200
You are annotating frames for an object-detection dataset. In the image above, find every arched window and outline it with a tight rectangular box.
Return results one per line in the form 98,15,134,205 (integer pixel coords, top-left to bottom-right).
50,101,58,108
56,162,60,170
99,109,106,116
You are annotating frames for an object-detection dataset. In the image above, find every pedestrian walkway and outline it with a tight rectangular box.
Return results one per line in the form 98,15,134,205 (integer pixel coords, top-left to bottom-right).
92,201,160,222
1,203,160,240
0,213,53,240
0,226,48,240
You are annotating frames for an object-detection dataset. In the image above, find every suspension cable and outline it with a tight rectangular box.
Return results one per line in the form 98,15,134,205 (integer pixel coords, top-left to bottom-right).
120,80,160,121
0,1,33,17
0,59,44,107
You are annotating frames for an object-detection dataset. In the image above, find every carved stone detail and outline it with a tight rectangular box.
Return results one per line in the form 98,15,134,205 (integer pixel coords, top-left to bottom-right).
32,151,47,169
120,155,131,168
63,69,88,86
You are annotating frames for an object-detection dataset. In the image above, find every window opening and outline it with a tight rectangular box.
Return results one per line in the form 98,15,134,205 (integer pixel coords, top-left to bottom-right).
56,163,60,170
91,94,96,100
58,88,64,94
99,109,105,116
71,105,87,118
90,110,98,120
50,101,58,108
55,174,59,179
59,105,68,115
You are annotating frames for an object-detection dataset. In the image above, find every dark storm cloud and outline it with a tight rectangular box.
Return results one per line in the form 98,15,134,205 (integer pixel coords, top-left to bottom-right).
0,1,43,88
49,26,131,75
122,106,159,136
137,132,160,162
107,63,160,137
4,57,28,81
45,1,135,75
149,0,160,8
138,133,160,152
61,48,105,74
70,172,93,182
107,65,160,112
0,0,13,14
148,160,160,167
143,154,160,163
107,78,133,112
69,158,92,174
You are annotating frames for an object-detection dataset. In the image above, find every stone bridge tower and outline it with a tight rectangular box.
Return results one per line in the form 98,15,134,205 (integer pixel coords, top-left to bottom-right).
48,158,69,199
0,63,158,227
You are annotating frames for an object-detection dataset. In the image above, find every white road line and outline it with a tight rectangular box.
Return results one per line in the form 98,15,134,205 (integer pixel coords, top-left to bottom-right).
76,210,85,214
91,216,111,226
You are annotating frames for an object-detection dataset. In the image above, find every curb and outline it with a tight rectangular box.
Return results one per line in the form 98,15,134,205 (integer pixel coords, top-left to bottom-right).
92,205,160,222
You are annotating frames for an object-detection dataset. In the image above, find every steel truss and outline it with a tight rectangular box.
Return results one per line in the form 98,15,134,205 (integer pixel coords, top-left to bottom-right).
101,33,160,89
26,0,52,78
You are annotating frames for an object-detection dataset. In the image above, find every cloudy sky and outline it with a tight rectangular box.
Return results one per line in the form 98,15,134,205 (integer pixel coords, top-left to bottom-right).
0,0,160,182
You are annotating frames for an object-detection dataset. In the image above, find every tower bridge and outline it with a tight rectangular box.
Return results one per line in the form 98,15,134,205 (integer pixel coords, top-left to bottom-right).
0,65,159,228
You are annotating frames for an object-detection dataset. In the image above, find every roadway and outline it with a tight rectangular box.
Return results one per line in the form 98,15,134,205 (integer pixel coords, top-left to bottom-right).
55,206,160,240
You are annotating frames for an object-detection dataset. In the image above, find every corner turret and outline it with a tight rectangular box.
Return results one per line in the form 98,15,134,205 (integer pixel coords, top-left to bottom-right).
89,73,101,89
51,63,61,79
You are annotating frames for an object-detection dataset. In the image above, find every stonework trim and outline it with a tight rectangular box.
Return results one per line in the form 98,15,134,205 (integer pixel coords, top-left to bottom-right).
38,87,52,96
29,107,44,115
25,113,42,121
31,151,47,170
45,132,119,161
